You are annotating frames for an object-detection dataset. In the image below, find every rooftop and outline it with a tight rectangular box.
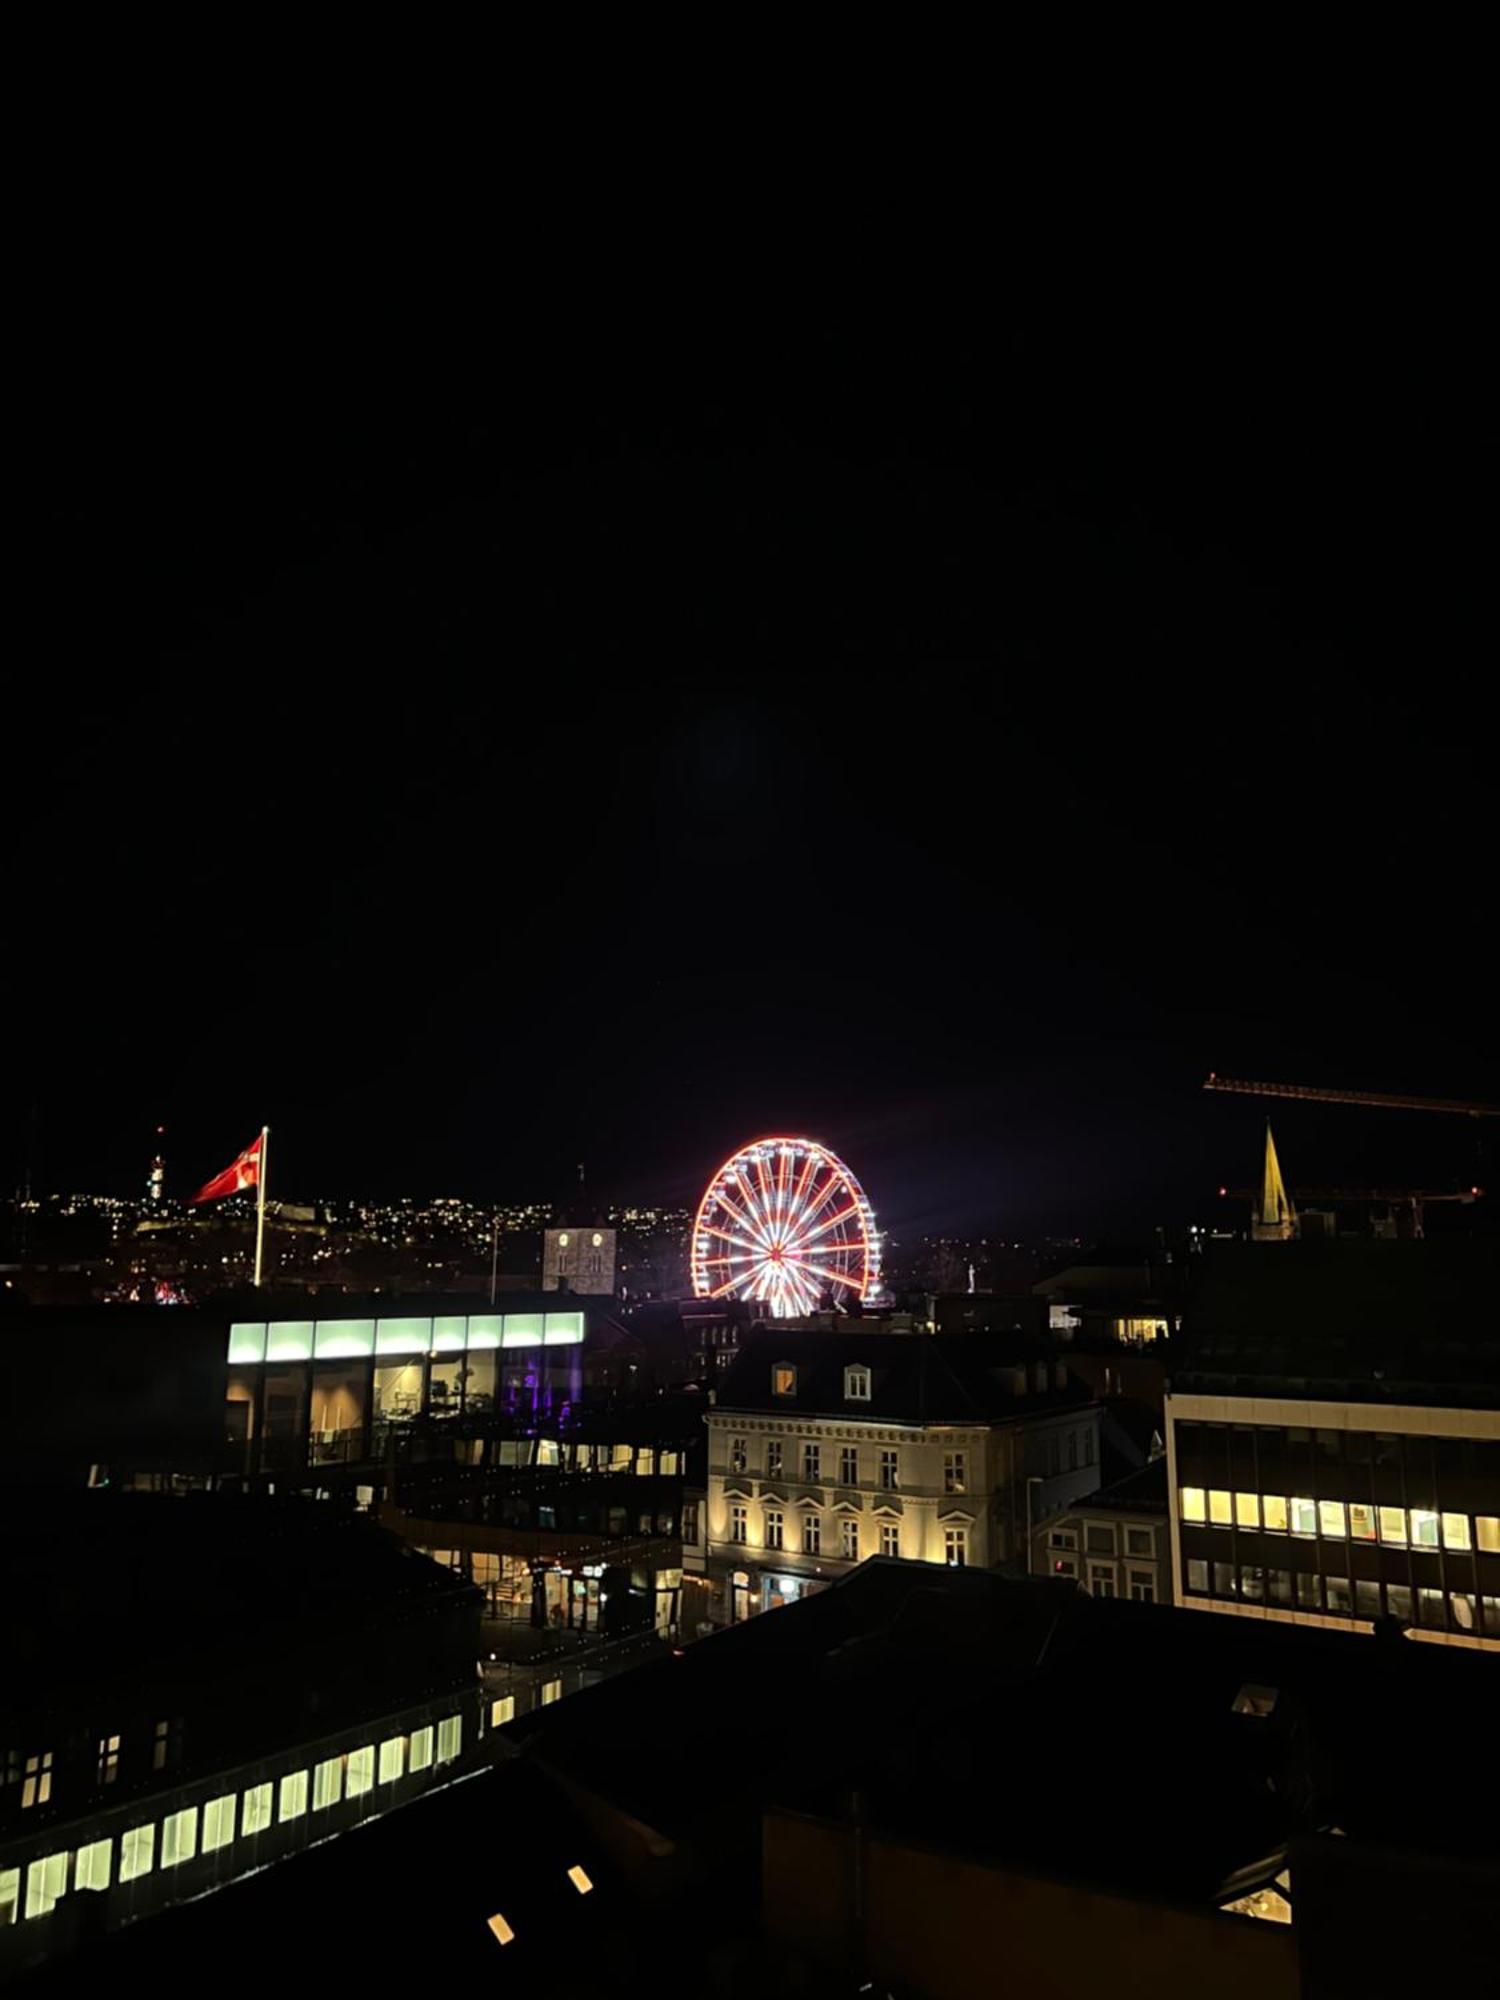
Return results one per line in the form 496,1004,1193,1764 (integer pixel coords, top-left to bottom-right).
715,1329,1089,1423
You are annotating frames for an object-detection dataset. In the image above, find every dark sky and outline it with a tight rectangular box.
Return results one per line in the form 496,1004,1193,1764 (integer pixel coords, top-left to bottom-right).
10,287,1494,1236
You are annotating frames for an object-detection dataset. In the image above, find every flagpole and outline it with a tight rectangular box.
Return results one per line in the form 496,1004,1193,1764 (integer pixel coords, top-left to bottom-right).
254,1125,270,1288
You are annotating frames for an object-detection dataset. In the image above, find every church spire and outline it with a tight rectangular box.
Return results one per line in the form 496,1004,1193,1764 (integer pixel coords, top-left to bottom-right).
1252,1120,1299,1241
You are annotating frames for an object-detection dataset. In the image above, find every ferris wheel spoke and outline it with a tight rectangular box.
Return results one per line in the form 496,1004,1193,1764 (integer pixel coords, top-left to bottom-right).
799,1201,860,1249
715,1189,773,1250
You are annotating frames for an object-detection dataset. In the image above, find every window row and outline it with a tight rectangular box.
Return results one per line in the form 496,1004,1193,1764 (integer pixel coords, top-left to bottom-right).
727,1504,964,1566
1053,1558,1157,1603
726,1441,965,1492
0,1717,464,1929
1179,1489,1500,1552
1184,1559,1500,1635
228,1312,585,1364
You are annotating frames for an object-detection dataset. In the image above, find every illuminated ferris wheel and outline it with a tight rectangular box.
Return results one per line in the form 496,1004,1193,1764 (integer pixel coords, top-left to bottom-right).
689,1136,881,1318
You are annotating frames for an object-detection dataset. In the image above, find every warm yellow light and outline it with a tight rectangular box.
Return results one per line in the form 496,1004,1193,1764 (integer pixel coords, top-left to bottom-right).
487,1913,516,1946
567,1864,594,1895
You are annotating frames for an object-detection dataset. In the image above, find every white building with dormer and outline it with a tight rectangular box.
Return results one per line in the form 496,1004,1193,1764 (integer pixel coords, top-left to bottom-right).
705,1330,1101,1622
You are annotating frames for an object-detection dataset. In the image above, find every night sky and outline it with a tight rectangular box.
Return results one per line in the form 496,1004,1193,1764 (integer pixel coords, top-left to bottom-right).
12,294,1494,1236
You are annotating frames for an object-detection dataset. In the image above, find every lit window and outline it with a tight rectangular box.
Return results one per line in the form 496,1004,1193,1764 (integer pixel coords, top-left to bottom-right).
378,1738,405,1785
765,1509,784,1550
162,1806,199,1866
75,1839,111,1891
840,1517,860,1560
591,1233,602,1247
1222,1886,1292,1924
153,1718,178,1772
803,1512,822,1556
944,1453,967,1495
486,1702,513,1733
1290,1497,1317,1537
880,1522,900,1558
772,1363,797,1398
312,1757,343,1810
1262,1495,1288,1533
1231,1683,1279,1717
203,1794,236,1850
1409,1510,1440,1548
345,1748,375,1798
278,1771,308,1822
567,1864,594,1895
120,1824,156,1882
1478,1517,1500,1554
242,1782,273,1833
1209,1490,1233,1525
558,1233,569,1247
487,1912,516,1946
436,1715,463,1761
1348,1502,1376,1541
1378,1505,1407,1545
1441,1513,1471,1551
21,1751,53,1809
730,1504,748,1544
25,1853,68,1919
97,1733,121,1786
879,1449,898,1491
844,1365,870,1402
540,1680,562,1707
1180,1487,1207,1523
1450,1592,1477,1632
945,1527,968,1568
1235,1492,1260,1528
1318,1500,1347,1539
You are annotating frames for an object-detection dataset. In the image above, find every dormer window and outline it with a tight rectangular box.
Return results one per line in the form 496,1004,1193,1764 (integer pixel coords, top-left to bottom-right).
771,1362,797,1398
844,1364,871,1403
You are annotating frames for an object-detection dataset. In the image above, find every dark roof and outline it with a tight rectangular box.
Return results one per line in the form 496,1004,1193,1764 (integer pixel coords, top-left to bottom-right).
1175,1239,1500,1407
1,1491,477,1720
15,1755,620,1999
516,1558,1498,1909
716,1329,1090,1423
1073,1456,1169,1513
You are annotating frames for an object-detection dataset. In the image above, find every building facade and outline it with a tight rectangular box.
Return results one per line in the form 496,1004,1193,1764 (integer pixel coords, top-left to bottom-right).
542,1226,617,1295
1036,1459,1168,1603
1164,1242,1500,1651
705,1332,1099,1619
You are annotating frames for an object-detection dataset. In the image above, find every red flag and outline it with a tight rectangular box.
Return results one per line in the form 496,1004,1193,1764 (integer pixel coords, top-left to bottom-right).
191,1134,263,1205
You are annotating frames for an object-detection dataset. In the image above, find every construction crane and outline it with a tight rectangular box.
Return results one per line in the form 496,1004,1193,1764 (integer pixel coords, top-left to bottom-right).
1204,1074,1500,1118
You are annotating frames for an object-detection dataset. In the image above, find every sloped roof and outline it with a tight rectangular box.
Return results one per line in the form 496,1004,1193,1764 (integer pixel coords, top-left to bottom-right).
715,1329,1090,1423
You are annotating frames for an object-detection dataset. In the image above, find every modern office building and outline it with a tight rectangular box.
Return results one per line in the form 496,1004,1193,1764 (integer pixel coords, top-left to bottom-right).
1164,1241,1500,1649
705,1331,1100,1619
